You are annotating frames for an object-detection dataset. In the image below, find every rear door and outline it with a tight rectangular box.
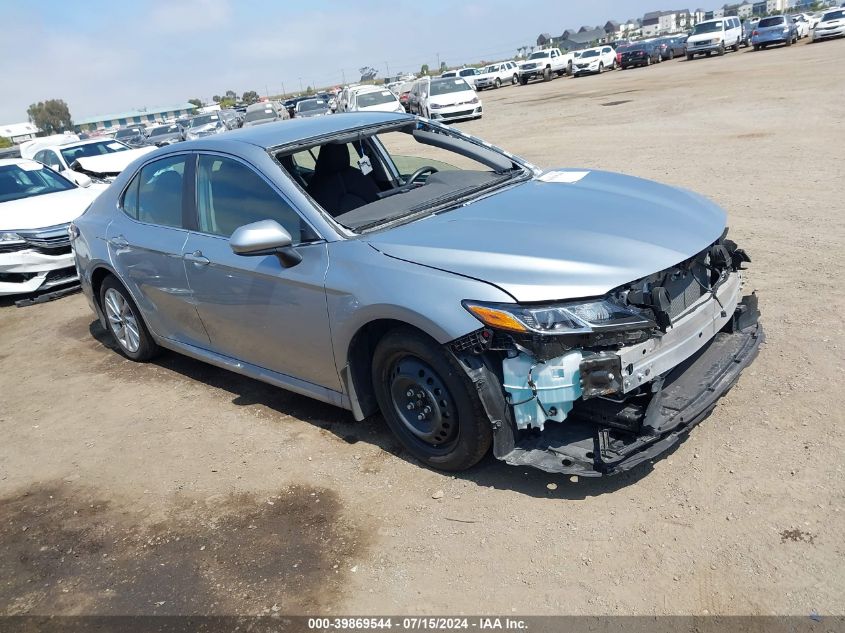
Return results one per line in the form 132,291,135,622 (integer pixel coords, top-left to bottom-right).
181,152,339,390
107,153,210,346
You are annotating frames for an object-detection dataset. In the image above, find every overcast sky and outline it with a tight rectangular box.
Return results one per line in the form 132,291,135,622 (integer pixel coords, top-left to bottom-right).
1,0,688,122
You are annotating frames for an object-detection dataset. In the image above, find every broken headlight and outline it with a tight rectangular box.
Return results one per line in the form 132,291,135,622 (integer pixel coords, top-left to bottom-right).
463,298,656,337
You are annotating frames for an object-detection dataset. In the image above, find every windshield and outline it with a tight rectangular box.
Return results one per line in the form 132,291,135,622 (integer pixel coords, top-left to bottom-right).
115,128,143,138
149,125,179,136
245,107,278,121
580,50,600,58
482,65,498,73
356,91,396,107
0,162,75,203
189,114,219,128
279,122,524,232
60,140,128,165
693,21,723,34
297,100,328,113
823,10,845,20
458,68,477,76
759,17,785,27
429,78,473,96
528,51,550,59
440,71,456,77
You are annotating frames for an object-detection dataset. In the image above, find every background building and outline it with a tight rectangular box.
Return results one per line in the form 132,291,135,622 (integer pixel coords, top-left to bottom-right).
0,122,39,143
73,103,197,133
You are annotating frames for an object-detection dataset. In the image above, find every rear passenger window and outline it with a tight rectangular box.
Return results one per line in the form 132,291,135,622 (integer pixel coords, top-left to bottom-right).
195,155,316,242
121,174,140,219
137,155,187,228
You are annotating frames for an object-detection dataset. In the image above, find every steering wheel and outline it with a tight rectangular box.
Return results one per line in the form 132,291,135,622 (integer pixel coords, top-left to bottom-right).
403,165,439,187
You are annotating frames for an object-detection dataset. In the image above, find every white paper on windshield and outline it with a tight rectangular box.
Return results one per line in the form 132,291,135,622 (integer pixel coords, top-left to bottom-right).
107,142,124,150
19,161,44,171
357,155,373,175
538,170,590,184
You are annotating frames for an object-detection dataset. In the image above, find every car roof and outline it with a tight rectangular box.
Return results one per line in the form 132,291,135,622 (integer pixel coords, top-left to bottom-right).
0,158,30,167
178,112,414,150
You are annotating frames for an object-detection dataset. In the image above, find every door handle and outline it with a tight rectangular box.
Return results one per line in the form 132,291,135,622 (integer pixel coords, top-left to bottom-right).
183,250,210,266
109,235,129,248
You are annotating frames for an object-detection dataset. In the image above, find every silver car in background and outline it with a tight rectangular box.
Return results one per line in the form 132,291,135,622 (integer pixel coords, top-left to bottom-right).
71,113,763,477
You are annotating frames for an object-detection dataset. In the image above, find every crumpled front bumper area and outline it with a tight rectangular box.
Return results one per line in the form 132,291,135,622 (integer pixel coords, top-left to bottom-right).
496,317,764,477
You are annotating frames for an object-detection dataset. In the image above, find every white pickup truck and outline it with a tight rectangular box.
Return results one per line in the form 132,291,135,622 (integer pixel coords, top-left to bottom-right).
517,48,578,84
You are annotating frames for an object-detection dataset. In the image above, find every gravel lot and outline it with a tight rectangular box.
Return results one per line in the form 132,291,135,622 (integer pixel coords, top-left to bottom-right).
2,38,844,617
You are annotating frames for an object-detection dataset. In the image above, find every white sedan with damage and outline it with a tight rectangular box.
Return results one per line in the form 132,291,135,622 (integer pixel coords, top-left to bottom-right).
0,159,105,296
22,136,155,185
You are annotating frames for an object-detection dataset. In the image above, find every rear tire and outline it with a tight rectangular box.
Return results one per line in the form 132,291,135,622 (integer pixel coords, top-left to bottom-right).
753,44,760,51
668,49,675,60
371,328,492,471
686,52,694,60
99,276,159,362
512,73,518,85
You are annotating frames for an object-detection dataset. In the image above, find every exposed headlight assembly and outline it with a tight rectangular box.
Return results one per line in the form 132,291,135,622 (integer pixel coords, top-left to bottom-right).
0,232,25,244
463,298,657,345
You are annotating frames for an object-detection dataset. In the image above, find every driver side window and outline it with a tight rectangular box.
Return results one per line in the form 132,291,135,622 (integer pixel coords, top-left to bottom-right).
195,154,316,243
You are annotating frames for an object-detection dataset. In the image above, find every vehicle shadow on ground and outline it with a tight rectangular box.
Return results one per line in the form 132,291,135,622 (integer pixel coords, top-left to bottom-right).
88,320,667,500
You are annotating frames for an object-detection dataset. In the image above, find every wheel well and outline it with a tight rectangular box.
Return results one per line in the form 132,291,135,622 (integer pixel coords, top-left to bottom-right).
346,319,433,420
90,267,114,307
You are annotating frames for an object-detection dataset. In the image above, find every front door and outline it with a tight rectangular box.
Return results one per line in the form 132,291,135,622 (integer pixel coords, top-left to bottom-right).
107,153,209,346
182,153,339,391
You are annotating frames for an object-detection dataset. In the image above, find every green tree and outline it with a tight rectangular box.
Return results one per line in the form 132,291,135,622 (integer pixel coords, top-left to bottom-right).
212,95,221,103
225,90,238,101
439,61,447,72
242,90,260,104
188,98,203,108
305,85,315,95
0,136,12,149
26,99,72,134
420,63,430,75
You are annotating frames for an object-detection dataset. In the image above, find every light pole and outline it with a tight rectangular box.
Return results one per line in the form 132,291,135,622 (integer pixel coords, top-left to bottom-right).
298,77,303,93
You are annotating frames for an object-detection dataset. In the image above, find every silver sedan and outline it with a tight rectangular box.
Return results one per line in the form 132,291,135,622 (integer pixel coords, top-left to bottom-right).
71,112,763,477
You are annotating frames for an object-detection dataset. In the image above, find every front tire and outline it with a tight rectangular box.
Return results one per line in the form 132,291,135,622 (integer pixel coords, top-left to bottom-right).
494,77,502,89
100,276,159,361
668,49,675,60
372,328,492,471
512,73,518,85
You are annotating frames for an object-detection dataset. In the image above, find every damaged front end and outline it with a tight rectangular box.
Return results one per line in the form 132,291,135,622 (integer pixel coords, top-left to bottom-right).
451,233,764,477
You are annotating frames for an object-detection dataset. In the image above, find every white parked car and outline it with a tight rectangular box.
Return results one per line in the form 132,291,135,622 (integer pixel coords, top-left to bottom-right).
572,45,617,76
0,159,105,296
21,136,155,184
346,86,405,113
811,8,845,41
517,48,575,84
686,16,743,58
440,67,481,88
791,14,811,38
473,61,520,90
409,77,482,121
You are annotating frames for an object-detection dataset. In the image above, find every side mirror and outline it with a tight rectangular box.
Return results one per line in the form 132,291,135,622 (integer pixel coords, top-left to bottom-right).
69,171,93,188
229,219,302,268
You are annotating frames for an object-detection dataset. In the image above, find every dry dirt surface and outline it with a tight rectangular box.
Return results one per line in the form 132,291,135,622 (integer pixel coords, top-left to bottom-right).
1,39,844,618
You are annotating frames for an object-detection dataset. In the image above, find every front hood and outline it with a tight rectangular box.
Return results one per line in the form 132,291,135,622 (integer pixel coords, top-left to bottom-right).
818,19,844,28
73,147,156,175
429,93,477,107
358,103,402,113
0,186,105,231
188,123,223,136
687,33,719,43
366,170,727,302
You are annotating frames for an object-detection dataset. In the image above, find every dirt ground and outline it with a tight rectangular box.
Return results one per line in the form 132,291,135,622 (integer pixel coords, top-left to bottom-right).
2,38,844,617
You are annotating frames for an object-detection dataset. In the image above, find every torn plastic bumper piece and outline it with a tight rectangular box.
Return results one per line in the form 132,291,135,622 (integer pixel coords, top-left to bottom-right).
496,318,763,476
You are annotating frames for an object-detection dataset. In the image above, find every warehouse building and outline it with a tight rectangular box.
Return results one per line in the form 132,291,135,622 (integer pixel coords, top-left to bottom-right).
0,122,39,143
74,103,197,133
